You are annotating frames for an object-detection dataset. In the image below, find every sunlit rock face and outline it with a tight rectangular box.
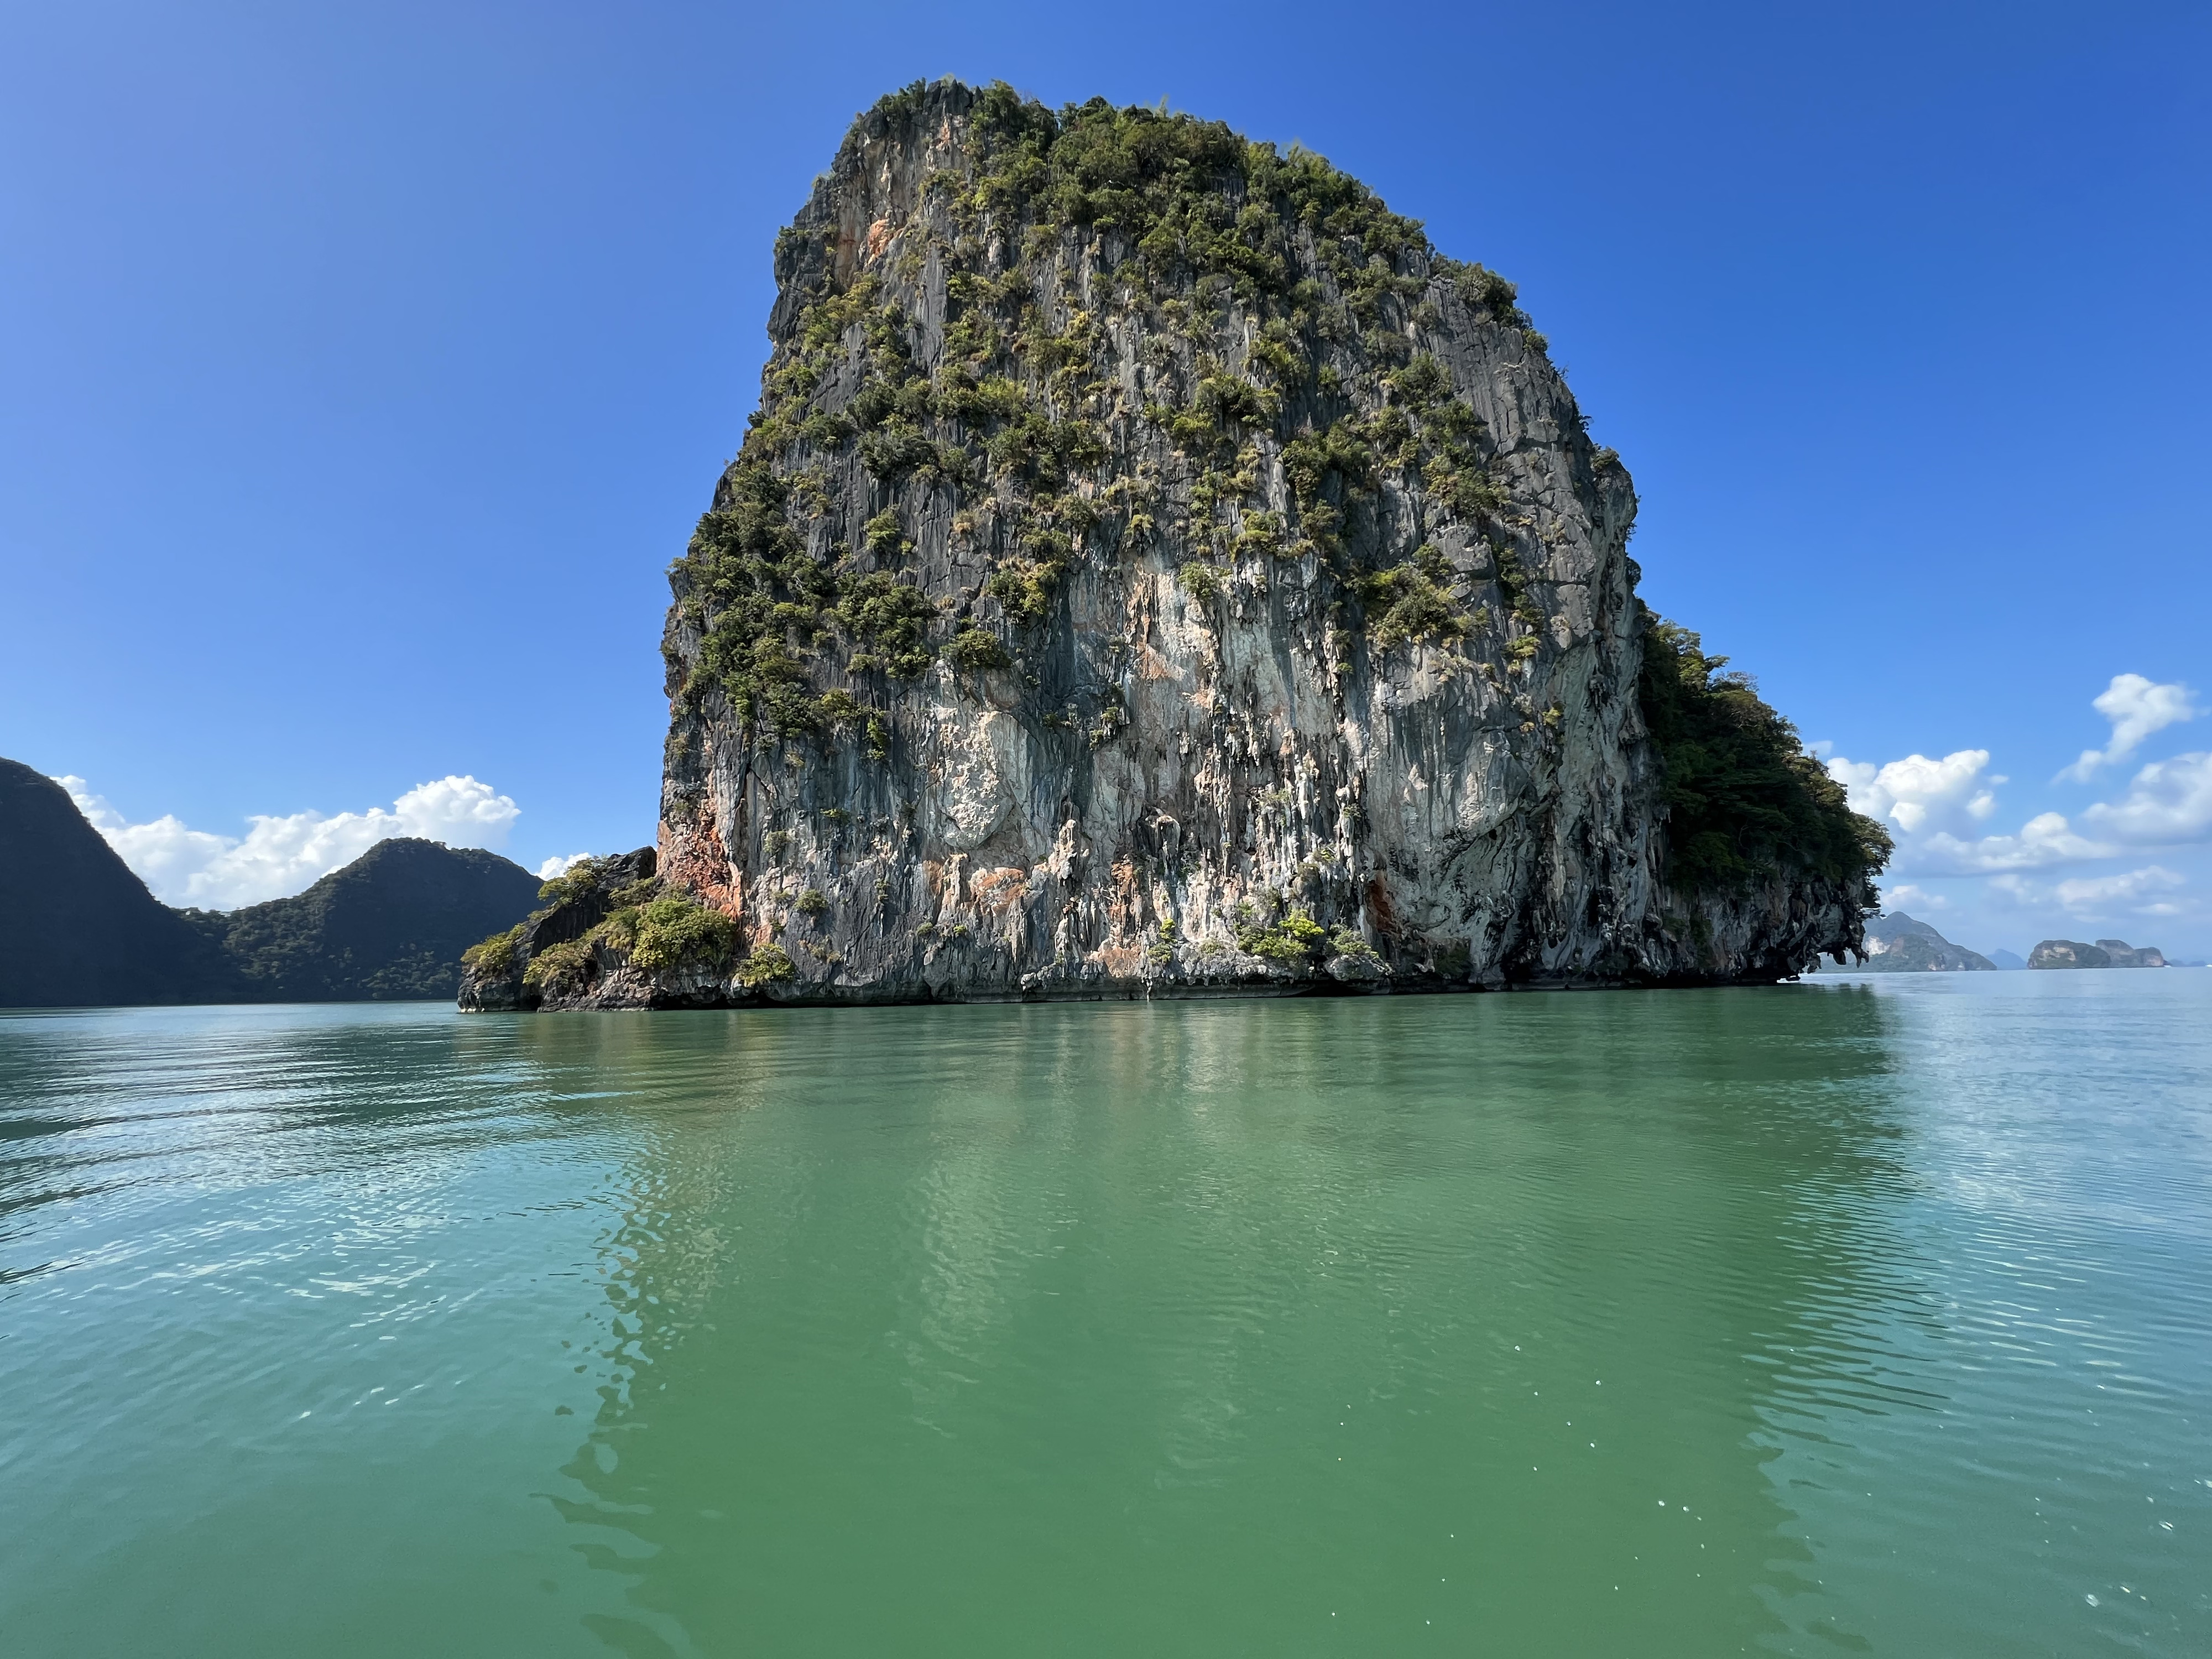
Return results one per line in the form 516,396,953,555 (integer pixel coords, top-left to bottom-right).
621,81,1873,1008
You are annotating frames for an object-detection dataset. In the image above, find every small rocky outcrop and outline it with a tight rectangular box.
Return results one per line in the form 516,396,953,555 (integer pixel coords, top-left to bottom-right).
468,81,1887,1013
1855,912,1995,972
459,849,763,1010
2030,938,2168,969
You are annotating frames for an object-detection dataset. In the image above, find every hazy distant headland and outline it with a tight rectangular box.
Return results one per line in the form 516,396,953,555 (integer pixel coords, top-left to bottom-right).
2028,937,2169,969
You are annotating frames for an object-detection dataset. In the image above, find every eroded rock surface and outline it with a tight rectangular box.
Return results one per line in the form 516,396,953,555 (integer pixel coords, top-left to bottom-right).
466,81,1882,1013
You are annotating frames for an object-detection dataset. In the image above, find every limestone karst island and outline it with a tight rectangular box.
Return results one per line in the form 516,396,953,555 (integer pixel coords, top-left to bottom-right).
9,30,2209,1659
461,80,1891,1013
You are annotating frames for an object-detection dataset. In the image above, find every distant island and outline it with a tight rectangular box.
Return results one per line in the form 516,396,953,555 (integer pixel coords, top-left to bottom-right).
0,757,542,1007
1855,912,1996,972
2028,938,2169,969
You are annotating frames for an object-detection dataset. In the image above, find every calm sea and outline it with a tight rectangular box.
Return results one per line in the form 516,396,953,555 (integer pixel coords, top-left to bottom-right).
1,973,2205,1656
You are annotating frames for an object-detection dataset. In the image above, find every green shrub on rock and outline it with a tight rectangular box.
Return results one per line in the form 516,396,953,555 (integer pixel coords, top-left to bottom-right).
522,937,594,994
630,894,738,972
462,925,524,977
943,627,1011,672
1237,908,1326,963
735,943,796,990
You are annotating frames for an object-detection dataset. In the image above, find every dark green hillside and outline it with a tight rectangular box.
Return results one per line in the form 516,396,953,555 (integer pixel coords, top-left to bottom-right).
1637,612,1890,900
0,758,237,1007
1,757,546,1007
187,838,544,1001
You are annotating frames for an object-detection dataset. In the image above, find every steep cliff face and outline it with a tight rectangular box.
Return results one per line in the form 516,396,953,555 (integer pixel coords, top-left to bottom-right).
469,81,1882,1011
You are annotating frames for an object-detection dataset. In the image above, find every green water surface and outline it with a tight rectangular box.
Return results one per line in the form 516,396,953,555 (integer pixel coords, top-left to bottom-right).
1,973,2205,1656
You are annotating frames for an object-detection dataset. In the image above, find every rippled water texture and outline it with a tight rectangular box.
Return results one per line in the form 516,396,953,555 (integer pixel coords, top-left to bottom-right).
2,973,2206,1656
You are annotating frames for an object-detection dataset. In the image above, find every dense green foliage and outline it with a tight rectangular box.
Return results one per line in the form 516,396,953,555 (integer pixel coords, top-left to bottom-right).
1638,612,1891,896
664,80,1567,748
734,943,796,990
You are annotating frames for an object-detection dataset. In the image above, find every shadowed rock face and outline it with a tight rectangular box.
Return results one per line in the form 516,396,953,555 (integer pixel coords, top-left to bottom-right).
481,82,1878,1012
0,759,236,1007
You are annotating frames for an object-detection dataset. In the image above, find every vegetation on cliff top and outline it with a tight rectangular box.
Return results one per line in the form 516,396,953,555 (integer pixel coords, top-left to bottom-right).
1637,611,1890,898
665,79,1574,745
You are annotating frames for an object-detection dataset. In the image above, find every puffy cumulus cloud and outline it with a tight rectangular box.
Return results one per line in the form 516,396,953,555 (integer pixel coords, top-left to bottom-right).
2080,752,2212,846
1826,749,2001,834
2059,675,2199,781
58,775,520,910
537,853,593,879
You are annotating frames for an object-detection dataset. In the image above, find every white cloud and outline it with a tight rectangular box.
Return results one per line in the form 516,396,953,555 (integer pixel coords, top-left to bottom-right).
2080,752,2212,846
1827,749,2001,833
2052,865,2185,916
2059,674,2198,780
1908,811,2115,874
537,853,593,879
1881,883,1947,911
59,774,520,910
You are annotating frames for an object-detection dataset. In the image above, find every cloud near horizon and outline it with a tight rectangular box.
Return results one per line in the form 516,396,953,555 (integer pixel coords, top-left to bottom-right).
60,774,521,910
1824,675,2212,949
1829,693,2212,879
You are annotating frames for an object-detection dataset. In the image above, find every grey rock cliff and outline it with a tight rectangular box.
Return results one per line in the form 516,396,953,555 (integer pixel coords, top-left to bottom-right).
468,83,1877,1013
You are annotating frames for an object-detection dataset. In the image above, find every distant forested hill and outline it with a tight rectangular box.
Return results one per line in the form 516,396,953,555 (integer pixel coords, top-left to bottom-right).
2,756,544,1006
182,839,544,1001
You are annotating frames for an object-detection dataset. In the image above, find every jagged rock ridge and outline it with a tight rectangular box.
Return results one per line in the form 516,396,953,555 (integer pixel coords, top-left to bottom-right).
463,80,1885,1011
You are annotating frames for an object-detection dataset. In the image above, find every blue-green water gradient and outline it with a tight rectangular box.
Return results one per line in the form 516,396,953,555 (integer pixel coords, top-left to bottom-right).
1,972,2205,1656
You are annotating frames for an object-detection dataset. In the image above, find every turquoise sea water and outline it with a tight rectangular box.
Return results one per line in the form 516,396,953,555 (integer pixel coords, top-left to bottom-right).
1,973,2205,1657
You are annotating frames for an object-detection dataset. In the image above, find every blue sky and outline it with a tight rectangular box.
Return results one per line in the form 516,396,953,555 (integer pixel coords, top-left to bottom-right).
2,1,2207,955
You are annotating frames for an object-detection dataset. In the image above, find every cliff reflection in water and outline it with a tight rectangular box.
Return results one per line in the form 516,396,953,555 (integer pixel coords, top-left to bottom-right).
548,988,1933,1658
